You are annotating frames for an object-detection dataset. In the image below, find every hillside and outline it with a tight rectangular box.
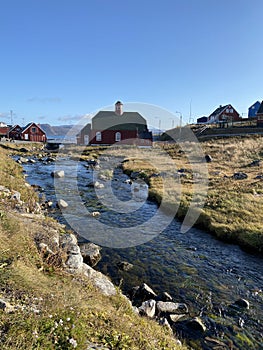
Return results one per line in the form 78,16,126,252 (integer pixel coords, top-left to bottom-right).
39,124,75,138
0,143,184,350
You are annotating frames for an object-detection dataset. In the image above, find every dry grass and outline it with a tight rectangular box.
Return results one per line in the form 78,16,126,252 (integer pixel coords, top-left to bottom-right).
99,137,263,253
0,145,185,350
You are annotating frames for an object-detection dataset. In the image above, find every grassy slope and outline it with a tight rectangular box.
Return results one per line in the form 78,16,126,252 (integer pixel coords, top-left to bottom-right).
0,144,184,350
120,136,263,253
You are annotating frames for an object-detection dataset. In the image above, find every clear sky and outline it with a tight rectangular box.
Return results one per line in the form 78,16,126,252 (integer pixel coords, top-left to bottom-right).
0,0,262,130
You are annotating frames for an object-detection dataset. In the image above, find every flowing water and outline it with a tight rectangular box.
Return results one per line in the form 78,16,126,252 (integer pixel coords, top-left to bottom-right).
21,155,263,349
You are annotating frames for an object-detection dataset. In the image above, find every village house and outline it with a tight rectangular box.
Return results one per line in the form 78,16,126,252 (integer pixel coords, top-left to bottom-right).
207,104,241,124
20,122,47,142
77,101,153,146
0,122,9,138
256,101,263,127
248,101,261,118
8,124,23,140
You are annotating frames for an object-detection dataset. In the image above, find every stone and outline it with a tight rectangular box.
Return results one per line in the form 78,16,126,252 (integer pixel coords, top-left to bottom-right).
117,261,133,271
138,283,157,300
65,253,83,270
234,298,250,309
11,191,21,201
82,263,116,296
233,172,248,180
66,243,81,255
38,243,54,255
157,291,173,302
205,154,213,163
249,159,261,167
19,156,29,163
187,317,206,332
80,243,101,267
156,301,188,314
169,314,186,323
138,299,156,318
57,199,68,209
19,147,29,153
0,299,15,313
60,233,78,247
94,181,104,189
51,170,65,178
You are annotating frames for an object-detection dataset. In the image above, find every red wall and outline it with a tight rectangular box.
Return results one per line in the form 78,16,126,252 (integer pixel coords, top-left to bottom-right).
90,130,152,145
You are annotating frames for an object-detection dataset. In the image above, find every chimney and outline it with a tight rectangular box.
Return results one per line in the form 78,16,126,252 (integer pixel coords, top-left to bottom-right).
115,101,123,116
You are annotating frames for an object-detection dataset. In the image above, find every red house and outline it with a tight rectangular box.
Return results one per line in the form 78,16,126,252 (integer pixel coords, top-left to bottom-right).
208,104,241,124
21,122,47,142
0,122,9,138
77,101,153,146
8,124,23,140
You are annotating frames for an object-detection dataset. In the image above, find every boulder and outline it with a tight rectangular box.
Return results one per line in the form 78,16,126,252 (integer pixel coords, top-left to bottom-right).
249,159,261,167
51,170,65,178
156,291,173,302
138,299,156,318
18,156,29,163
82,263,116,296
57,199,68,209
233,172,248,180
205,154,213,163
156,301,188,314
117,261,133,272
234,298,250,309
137,283,157,300
65,253,83,270
187,317,206,332
80,243,101,267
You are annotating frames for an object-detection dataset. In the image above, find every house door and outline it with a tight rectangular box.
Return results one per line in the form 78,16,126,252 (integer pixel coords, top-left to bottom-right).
24,134,29,140
84,135,89,145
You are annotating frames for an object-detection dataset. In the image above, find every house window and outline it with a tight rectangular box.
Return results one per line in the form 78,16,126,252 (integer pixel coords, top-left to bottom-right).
230,108,233,113
115,132,121,142
226,109,229,113
96,132,102,141
31,127,36,133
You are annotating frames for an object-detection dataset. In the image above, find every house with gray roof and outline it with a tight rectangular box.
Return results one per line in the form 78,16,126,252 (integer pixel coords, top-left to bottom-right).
77,101,152,146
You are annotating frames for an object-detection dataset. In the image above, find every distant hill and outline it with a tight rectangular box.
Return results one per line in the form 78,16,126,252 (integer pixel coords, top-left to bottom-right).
39,124,75,137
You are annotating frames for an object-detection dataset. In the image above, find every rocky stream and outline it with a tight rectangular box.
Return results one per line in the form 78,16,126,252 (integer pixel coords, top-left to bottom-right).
18,152,263,349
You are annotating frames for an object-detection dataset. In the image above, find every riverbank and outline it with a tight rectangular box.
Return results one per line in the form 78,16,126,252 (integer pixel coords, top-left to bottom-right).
118,136,263,254
0,144,184,350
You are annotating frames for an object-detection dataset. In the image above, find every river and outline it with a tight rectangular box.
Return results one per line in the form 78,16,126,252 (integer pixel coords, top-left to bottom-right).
21,154,263,349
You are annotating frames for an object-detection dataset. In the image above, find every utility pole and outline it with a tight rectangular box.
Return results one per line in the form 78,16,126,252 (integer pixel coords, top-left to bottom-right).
10,110,13,125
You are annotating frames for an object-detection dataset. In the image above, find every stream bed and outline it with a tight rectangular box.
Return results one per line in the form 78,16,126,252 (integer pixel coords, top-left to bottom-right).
21,154,263,349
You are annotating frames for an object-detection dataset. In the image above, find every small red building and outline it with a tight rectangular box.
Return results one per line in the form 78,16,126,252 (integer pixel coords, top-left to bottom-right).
21,122,47,142
0,122,9,138
8,125,23,140
208,104,241,123
77,101,153,146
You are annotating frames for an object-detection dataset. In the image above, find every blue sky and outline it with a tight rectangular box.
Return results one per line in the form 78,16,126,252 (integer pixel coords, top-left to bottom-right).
0,0,262,130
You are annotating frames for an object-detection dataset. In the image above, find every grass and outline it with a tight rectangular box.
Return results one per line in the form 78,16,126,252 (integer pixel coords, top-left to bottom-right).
0,144,185,349
92,136,263,253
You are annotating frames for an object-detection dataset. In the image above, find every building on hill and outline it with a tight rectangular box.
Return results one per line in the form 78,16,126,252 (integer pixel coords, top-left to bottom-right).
208,104,241,124
248,101,261,118
77,101,153,146
197,116,208,123
256,101,263,127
